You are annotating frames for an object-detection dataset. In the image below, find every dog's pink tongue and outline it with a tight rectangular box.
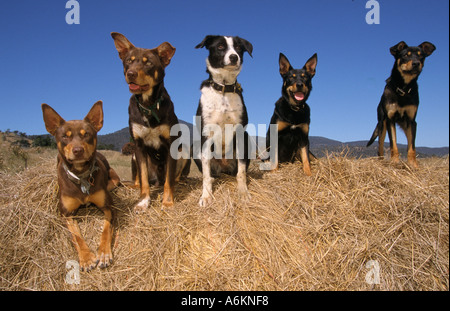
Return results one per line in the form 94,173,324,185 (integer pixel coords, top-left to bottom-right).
294,92,305,101
129,83,140,91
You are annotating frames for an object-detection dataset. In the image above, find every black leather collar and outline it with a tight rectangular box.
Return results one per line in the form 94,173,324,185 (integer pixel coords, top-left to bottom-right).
207,80,242,94
386,78,414,97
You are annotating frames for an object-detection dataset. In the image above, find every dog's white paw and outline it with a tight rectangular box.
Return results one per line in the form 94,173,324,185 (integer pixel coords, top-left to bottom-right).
237,187,251,202
199,194,213,207
134,197,150,214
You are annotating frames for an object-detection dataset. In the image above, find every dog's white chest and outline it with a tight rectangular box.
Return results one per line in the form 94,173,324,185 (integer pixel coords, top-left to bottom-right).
131,123,170,149
200,87,243,129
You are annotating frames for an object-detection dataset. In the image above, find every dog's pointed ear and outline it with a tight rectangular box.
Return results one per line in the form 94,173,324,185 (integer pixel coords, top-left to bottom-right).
195,35,218,49
304,53,318,77
155,42,176,68
42,104,65,136
279,53,293,75
419,42,436,57
84,101,104,132
390,41,408,57
236,37,253,58
111,32,135,60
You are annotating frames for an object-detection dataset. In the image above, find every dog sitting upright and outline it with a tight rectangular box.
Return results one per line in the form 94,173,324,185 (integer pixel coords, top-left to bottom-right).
42,101,120,271
111,32,189,212
194,35,253,207
367,41,436,168
265,53,318,176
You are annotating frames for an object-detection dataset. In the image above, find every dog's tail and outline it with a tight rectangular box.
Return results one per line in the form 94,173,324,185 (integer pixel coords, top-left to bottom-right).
366,125,379,147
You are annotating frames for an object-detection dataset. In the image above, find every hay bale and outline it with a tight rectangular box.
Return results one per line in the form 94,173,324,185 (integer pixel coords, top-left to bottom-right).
0,154,448,290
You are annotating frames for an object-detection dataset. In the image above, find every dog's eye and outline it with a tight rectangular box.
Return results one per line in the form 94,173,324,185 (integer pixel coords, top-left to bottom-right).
217,45,225,51
127,58,133,63
417,51,421,56
63,131,72,139
301,73,305,77
80,130,89,138
407,51,412,56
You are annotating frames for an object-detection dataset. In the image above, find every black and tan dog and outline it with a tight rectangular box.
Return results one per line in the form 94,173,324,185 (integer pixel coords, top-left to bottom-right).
42,101,120,271
265,53,318,176
367,41,436,168
111,32,189,212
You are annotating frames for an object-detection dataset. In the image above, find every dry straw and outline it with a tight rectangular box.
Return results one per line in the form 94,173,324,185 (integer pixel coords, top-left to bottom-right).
0,154,448,291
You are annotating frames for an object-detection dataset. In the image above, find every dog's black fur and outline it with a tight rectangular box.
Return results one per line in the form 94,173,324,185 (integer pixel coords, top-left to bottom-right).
367,41,436,167
265,53,318,176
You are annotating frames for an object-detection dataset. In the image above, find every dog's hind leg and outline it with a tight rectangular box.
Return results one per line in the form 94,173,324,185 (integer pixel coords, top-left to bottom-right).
377,120,387,159
107,168,121,191
387,120,400,163
174,144,191,182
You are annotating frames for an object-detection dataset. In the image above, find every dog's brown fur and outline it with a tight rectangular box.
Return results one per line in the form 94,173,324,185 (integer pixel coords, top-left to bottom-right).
111,32,190,212
42,101,120,271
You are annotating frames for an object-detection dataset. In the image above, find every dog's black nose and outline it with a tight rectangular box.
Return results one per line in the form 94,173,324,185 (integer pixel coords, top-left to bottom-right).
127,70,137,80
72,147,84,157
412,61,421,68
229,54,239,65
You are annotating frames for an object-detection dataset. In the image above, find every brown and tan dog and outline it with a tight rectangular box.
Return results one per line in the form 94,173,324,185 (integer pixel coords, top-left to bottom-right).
111,32,189,212
42,101,120,271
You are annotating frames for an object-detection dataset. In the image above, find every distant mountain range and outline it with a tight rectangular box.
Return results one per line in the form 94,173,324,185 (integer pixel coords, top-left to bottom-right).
98,121,449,158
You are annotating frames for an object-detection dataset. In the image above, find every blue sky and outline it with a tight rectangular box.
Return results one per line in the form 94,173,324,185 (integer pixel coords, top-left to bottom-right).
0,0,448,147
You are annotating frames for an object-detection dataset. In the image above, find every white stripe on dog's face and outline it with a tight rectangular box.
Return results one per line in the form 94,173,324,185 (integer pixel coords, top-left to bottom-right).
223,36,241,67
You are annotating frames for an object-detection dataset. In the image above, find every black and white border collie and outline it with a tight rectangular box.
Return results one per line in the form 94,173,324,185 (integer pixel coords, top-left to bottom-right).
194,35,253,207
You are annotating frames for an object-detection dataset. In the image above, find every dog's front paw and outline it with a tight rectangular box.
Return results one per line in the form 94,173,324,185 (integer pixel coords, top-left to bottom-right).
96,248,113,269
162,200,174,209
134,197,150,214
79,250,98,272
407,151,419,169
162,187,174,209
237,187,252,202
199,194,213,207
